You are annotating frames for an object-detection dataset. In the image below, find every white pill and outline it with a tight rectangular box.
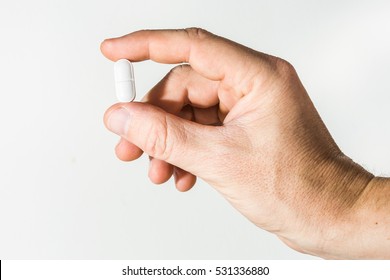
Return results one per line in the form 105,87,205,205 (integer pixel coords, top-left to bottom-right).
114,59,136,102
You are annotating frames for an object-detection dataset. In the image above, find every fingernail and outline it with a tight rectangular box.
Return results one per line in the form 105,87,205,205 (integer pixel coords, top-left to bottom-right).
107,107,130,136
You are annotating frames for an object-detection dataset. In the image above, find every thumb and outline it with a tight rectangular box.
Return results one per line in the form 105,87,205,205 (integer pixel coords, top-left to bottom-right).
104,102,221,175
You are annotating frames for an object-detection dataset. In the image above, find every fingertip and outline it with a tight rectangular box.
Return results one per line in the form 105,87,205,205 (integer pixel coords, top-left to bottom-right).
100,38,116,61
103,103,123,130
115,138,143,161
100,39,109,55
175,177,196,192
148,159,174,185
174,168,197,192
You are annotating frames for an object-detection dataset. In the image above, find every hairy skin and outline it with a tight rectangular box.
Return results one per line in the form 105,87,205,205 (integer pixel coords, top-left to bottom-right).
101,28,390,259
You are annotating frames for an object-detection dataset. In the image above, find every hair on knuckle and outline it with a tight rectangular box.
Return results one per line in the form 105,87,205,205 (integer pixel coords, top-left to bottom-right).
183,27,209,40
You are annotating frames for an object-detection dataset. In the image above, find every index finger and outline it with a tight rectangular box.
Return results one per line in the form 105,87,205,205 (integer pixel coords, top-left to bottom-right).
100,28,268,82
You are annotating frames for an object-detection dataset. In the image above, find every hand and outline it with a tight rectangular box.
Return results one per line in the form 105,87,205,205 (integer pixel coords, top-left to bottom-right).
101,28,389,259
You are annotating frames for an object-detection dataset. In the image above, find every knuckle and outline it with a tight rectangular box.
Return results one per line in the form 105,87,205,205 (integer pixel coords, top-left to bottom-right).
274,57,298,79
145,115,173,161
183,27,210,40
269,57,306,100
168,64,191,80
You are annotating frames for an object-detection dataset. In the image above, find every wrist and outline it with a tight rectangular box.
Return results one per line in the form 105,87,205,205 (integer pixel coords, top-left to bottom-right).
336,176,390,259
314,159,374,259
283,153,375,259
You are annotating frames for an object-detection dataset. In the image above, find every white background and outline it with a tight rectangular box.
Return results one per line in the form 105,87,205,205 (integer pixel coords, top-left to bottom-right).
0,0,389,259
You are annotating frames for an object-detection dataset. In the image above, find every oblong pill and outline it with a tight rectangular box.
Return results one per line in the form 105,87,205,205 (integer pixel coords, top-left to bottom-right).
114,59,136,102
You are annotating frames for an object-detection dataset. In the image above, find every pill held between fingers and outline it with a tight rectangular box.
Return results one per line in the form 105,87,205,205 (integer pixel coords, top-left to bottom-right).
114,59,136,102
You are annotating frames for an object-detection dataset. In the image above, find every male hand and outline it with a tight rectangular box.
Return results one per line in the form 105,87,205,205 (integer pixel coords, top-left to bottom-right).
101,28,389,259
